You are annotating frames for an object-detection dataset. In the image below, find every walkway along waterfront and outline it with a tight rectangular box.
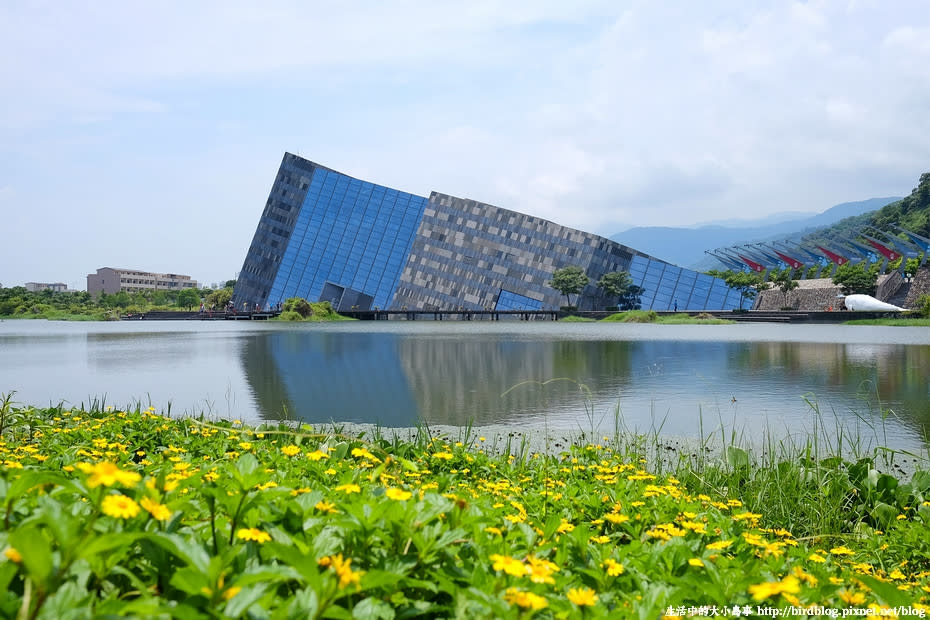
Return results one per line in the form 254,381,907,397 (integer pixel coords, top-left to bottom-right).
121,309,903,322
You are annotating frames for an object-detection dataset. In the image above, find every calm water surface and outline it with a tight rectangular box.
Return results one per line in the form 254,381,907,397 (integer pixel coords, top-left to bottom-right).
1,319,928,451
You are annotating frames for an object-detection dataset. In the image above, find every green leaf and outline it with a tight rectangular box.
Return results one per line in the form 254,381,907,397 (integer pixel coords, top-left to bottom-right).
141,532,210,573
0,562,19,597
869,502,898,528
284,588,319,618
234,453,261,488
910,470,930,492
170,565,211,596
7,471,72,501
9,526,53,586
352,597,396,620
726,446,749,470
76,532,142,562
223,584,269,617
855,573,913,607
36,580,92,619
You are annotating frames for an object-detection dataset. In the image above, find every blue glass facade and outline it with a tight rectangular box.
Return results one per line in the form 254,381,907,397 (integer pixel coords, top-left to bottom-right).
264,167,427,311
627,255,739,311
496,289,544,311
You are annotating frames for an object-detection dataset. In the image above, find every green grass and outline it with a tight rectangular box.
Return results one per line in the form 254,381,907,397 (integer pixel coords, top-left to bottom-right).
0,396,928,617
601,310,734,324
843,317,930,326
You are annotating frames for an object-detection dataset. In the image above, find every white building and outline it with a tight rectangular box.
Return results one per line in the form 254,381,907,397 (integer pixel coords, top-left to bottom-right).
86,268,199,295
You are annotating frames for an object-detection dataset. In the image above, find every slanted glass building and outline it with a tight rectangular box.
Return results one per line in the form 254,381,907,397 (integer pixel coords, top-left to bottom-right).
234,153,741,313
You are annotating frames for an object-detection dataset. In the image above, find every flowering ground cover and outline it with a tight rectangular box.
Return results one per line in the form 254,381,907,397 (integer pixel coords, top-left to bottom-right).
0,401,929,618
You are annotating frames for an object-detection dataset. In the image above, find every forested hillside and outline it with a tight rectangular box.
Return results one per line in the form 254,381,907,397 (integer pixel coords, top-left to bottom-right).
871,172,930,236
804,172,929,244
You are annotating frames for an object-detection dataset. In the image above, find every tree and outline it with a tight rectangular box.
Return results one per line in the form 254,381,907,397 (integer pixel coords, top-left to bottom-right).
548,266,589,308
176,288,200,311
225,279,237,288
771,270,800,308
617,284,645,311
832,263,877,296
715,270,768,309
207,287,233,310
596,271,634,308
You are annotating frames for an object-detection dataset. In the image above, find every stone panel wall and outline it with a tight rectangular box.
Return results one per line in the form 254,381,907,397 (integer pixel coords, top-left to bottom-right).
392,193,649,311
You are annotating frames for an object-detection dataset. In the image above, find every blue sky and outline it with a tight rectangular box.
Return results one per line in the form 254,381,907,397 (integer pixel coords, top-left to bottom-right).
2,1,929,290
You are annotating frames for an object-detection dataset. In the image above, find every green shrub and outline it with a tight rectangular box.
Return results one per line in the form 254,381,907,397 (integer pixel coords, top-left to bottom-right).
916,294,930,318
277,310,304,321
283,297,313,318
309,300,335,317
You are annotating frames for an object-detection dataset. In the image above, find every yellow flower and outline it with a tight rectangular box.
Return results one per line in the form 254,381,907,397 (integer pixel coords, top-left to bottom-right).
3,547,22,563
567,587,598,606
432,451,453,460
504,588,548,610
335,483,361,494
707,540,734,551
490,554,528,577
385,487,412,501
80,462,141,488
485,526,503,536
602,558,624,576
236,528,271,543
808,552,826,563
101,494,141,519
556,520,575,534
748,575,800,601
307,450,329,461
526,556,559,584
839,590,866,605
139,496,172,521
605,513,630,525
351,447,381,463
322,554,364,589
315,500,338,514
281,445,300,457
688,558,705,567
830,546,855,556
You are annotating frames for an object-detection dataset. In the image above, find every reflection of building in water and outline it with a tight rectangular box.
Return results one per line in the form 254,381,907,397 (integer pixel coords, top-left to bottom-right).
242,331,634,426
396,339,634,426
742,341,930,439
241,332,420,426
240,330,930,444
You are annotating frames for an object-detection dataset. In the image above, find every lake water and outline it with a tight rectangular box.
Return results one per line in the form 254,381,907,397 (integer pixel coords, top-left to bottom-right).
1,319,929,451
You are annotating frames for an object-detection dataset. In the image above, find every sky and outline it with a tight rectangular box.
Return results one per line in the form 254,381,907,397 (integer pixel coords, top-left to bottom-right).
2,1,929,290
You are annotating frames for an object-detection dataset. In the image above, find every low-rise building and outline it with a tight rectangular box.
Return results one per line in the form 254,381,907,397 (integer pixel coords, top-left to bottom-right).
24,282,69,292
87,268,199,295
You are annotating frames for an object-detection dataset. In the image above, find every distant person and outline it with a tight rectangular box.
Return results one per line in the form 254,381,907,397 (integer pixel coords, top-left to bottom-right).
674,300,678,312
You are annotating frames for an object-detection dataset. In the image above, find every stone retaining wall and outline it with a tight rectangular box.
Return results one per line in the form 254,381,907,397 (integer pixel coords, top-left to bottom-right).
754,281,844,311
903,267,930,308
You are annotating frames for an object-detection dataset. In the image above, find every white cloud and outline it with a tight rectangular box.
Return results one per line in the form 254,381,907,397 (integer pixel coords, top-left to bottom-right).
0,1,928,287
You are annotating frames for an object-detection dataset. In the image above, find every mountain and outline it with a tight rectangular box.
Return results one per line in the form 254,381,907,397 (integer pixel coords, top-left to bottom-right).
803,173,930,248
608,197,902,269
